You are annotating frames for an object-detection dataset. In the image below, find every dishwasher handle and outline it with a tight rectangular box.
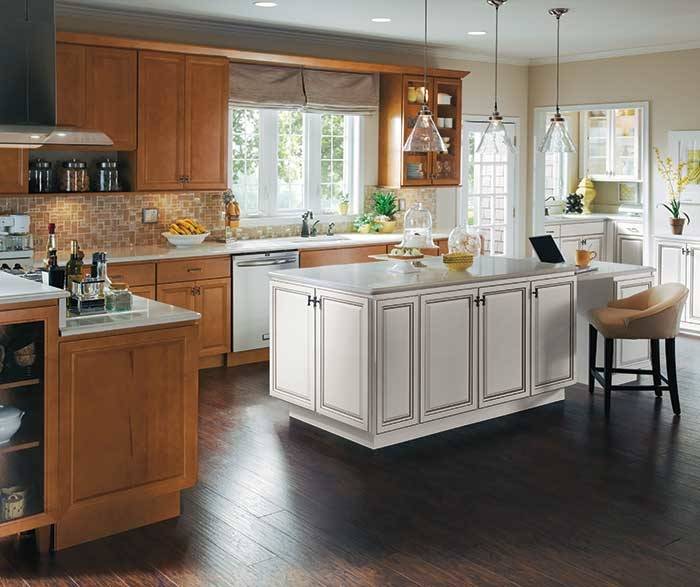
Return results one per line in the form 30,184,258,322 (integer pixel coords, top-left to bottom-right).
235,258,297,268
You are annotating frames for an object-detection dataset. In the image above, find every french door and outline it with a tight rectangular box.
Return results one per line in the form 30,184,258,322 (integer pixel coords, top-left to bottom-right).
460,120,517,256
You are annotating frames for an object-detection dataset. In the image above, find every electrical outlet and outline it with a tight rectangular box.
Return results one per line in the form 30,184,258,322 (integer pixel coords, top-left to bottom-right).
142,208,158,224
398,198,407,211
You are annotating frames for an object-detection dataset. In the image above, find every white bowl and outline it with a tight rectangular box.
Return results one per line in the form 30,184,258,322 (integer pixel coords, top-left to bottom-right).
162,232,210,247
0,405,24,445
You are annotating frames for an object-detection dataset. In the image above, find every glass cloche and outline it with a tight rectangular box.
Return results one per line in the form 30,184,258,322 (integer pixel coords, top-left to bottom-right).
447,224,482,256
400,203,435,249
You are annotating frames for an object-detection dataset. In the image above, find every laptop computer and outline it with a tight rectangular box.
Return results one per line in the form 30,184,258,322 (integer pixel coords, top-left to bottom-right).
529,234,598,274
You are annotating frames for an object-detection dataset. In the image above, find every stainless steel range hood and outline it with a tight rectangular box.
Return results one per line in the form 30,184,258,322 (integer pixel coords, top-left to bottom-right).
0,0,113,149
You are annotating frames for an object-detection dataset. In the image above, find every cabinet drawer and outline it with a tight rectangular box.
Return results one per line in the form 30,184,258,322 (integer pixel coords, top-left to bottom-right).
130,285,156,300
300,245,386,268
543,225,561,238
560,221,605,237
109,262,156,286
616,222,643,236
157,256,230,284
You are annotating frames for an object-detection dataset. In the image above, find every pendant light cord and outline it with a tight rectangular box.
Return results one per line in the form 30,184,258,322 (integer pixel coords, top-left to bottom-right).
494,4,499,114
423,0,428,98
555,12,561,115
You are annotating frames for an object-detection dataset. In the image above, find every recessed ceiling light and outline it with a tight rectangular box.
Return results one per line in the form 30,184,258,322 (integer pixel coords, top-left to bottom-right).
371,17,392,23
468,31,487,36
55,132,67,137
253,1,277,7
29,134,42,139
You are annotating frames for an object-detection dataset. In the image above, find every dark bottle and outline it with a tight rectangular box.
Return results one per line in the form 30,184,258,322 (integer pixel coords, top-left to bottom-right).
65,240,85,287
44,223,57,269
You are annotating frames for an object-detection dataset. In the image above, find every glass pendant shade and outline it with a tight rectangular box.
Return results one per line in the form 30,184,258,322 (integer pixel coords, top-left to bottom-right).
403,105,447,153
539,115,576,153
476,116,514,155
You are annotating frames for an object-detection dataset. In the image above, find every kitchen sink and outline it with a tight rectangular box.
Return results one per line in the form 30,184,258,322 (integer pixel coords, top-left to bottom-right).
288,235,351,243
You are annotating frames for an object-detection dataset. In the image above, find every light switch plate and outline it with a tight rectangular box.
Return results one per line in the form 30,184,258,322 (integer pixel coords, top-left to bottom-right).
142,208,158,224
398,199,407,211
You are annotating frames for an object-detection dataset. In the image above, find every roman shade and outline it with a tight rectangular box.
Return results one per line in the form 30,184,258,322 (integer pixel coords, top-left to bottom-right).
229,63,379,115
229,63,305,110
302,70,379,115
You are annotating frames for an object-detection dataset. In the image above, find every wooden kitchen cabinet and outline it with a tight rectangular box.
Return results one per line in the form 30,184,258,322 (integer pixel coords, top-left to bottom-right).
56,324,198,550
299,245,386,268
129,285,156,300
478,282,530,407
531,276,576,395
56,44,137,151
129,51,228,191
108,262,156,288
0,149,28,194
379,73,463,187
157,277,231,357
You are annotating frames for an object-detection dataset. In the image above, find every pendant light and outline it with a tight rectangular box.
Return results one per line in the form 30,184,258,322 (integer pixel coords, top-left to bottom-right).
476,0,515,155
403,0,447,153
538,8,576,153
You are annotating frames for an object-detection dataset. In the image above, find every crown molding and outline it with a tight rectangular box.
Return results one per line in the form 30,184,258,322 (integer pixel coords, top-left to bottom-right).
55,1,528,67
530,40,700,66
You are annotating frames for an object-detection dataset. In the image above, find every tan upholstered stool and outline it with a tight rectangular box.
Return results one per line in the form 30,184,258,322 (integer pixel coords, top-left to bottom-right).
588,283,689,416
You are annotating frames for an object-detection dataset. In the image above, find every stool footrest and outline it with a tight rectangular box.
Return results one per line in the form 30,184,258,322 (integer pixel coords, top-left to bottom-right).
591,366,668,384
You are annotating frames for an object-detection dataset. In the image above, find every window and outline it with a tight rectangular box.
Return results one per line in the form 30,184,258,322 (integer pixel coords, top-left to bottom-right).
544,152,566,200
230,108,359,218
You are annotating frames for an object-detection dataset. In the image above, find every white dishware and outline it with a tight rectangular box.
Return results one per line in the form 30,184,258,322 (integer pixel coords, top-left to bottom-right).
437,93,452,105
444,118,453,129
369,254,424,274
162,232,210,247
437,117,445,128
0,405,24,445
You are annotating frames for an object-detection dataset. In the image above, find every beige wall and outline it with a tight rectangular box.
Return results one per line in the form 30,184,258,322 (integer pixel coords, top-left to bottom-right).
529,48,700,239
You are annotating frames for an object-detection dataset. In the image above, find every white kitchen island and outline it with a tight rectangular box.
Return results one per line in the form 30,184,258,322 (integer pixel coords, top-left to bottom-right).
269,256,582,448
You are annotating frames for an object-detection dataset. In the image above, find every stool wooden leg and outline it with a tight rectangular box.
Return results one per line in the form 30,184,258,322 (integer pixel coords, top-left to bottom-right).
588,324,598,394
604,338,614,416
650,339,662,398
665,338,681,416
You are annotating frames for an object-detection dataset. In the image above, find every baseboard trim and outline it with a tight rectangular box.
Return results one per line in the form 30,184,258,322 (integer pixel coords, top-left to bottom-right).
227,348,269,367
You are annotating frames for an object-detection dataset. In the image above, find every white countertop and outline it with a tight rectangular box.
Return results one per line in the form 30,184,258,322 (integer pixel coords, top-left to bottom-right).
61,295,201,337
0,271,69,305
270,256,577,296
545,213,642,225
577,261,655,281
38,231,451,266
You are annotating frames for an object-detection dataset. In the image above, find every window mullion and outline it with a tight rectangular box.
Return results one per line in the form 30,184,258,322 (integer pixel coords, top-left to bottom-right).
306,114,320,212
259,110,277,216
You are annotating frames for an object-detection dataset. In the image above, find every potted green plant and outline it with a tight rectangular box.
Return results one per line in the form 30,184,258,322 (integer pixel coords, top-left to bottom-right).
655,147,692,235
372,191,399,233
338,194,350,216
353,213,381,234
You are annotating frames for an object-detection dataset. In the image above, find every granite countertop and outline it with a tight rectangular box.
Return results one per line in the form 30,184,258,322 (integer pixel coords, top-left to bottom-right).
270,256,576,296
545,213,643,225
61,295,201,337
35,231,451,266
0,271,69,305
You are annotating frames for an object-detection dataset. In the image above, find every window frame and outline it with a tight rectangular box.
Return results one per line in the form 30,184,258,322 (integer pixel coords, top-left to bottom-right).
229,107,360,221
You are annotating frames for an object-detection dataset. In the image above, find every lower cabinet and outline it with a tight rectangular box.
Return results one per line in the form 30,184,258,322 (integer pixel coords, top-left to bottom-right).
560,234,604,264
130,285,156,300
479,282,531,407
616,235,644,266
531,277,576,394
57,324,198,549
656,239,696,328
157,277,231,357
420,290,478,421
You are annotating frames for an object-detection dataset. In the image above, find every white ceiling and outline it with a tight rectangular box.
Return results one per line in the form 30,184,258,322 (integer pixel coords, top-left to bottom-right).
61,0,700,63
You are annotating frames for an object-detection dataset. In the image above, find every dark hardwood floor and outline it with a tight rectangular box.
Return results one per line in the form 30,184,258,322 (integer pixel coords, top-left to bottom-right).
3,336,700,586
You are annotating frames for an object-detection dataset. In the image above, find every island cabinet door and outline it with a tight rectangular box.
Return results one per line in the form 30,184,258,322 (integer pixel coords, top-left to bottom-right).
270,282,316,411
531,277,576,395
478,282,531,407
420,290,478,422
615,277,653,368
315,289,370,431
375,297,420,433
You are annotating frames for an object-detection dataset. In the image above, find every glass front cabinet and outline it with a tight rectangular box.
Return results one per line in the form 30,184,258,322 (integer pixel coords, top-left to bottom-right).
0,304,58,539
581,108,641,182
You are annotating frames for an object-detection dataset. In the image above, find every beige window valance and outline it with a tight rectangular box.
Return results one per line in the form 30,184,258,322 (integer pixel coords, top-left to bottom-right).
229,63,378,115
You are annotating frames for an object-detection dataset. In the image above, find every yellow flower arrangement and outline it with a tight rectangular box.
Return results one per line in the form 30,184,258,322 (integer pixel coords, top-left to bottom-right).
655,147,691,201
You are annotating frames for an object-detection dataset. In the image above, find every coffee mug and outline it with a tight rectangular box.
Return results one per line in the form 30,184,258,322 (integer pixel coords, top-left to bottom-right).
575,249,597,267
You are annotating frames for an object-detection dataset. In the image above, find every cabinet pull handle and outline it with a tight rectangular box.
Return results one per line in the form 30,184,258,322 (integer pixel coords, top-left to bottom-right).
474,297,481,307
307,295,313,307
533,288,539,299
187,267,203,273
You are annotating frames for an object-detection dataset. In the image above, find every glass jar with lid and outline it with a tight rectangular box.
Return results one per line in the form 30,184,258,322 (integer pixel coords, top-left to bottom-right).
96,159,120,192
29,159,53,193
105,283,133,312
400,202,435,249
59,159,90,192
447,224,482,256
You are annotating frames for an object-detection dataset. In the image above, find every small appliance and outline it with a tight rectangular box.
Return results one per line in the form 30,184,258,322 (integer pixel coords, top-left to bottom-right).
0,214,34,270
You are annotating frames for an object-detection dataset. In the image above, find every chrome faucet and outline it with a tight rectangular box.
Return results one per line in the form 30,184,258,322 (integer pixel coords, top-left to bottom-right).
310,220,320,237
544,196,556,216
301,211,313,237
326,222,335,236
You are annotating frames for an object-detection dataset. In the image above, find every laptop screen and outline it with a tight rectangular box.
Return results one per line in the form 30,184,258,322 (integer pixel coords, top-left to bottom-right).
529,235,566,264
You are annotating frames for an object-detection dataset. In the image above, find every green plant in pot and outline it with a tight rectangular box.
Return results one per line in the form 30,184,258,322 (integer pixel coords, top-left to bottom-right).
353,213,381,234
372,191,399,233
338,194,350,216
655,147,692,235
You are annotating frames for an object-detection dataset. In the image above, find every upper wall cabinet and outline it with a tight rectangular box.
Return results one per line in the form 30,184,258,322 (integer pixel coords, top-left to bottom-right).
129,52,228,192
56,44,137,151
580,108,641,182
379,74,463,188
0,150,28,194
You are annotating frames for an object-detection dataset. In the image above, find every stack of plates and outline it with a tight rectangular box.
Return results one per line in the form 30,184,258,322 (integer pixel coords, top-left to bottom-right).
406,163,424,179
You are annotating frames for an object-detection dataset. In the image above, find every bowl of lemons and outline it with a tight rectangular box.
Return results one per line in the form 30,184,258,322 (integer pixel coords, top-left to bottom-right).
162,219,210,247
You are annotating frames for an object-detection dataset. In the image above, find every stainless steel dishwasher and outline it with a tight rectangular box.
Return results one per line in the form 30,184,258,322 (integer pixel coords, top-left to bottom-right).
232,251,299,352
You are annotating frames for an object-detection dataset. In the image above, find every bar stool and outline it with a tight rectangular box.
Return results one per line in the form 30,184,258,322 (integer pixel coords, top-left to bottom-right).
588,283,689,416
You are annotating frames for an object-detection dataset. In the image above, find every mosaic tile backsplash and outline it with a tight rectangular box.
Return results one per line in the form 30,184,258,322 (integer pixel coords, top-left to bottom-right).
0,186,437,253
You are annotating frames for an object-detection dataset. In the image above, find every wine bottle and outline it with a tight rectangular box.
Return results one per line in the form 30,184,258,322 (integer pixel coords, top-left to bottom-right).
44,223,57,268
65,239,84,287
